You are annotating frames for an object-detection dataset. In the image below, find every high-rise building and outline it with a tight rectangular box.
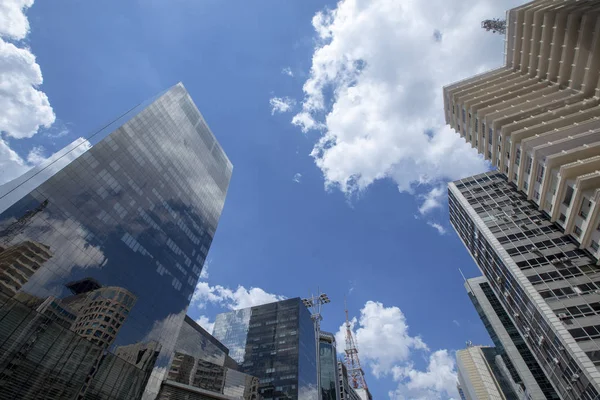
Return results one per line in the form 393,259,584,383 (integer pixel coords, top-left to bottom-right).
212,298,318,400
443,0,600,260
319,331,341,400
158,315,258,400
466,276,555,399
337,362,361,400
456,344,518,400
449,171,600,399
0,82,232,399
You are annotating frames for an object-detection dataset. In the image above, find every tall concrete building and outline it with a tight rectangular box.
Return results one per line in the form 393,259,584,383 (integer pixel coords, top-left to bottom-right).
444,0,600,260
212,298,318,400
456,344,519,400
0,83,232,399
449,171,600,399
444,1,600,399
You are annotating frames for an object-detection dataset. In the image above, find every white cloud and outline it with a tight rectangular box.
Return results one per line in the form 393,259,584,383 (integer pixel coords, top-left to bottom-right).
0,0,33,40
26,146,47,165
0,27,55,139
418,186,445,215
195,315,215,334
427,221,446,235
0,0,57,186
200,260,210,279
452,319,460,327
269,96,296,115
390,350,458,400
192,281,285,310
0,138,29,184
337,301,458,399
281,66,294,77
294,0,520,210
293,172,302,183
335,301,428,377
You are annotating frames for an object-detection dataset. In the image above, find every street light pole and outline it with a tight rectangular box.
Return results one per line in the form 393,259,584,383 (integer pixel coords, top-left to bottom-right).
302,292,330,400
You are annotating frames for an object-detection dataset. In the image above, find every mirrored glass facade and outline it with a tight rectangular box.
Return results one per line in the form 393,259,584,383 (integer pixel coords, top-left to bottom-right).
319,332,340,400
212,298,317,400
158,316,258,400
0,83,232,400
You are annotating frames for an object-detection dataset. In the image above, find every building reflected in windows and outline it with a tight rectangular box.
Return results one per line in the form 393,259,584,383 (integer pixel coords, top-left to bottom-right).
212,298,317,400
158,315,259,399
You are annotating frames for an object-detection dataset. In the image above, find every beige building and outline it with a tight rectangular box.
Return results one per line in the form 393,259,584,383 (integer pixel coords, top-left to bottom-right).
0,241,52,302
456,346,515,400
444,0,600,261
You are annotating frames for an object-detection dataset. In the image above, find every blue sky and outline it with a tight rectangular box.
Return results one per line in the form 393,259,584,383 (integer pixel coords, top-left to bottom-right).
0,0,524,398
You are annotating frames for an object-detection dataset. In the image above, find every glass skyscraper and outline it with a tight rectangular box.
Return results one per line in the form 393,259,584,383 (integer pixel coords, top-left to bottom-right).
0,83,232,399
157,315,259,399
212,298,318,400
319,331,340,400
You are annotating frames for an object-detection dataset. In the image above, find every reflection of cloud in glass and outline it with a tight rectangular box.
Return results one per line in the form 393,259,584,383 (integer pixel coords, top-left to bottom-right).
9,213,106,297
298,383,318,400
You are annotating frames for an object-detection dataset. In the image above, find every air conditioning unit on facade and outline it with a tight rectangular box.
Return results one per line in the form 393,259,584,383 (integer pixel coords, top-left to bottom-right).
558,313,569,320
551,259,561,265
571,374,580,382
553,357,560,365
513,313,520,318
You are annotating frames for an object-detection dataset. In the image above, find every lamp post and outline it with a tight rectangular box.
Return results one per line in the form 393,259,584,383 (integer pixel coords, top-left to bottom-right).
302,292,330,400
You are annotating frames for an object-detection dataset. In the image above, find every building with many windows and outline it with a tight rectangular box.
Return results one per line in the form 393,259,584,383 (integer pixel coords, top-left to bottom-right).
158,315,258,400
444,0,600,260
450,171,600,399
212,298,318,400
466,276,555,399
0,82,232,399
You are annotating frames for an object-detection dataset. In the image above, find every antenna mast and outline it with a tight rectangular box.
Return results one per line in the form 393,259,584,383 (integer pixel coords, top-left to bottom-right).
344,298,368,391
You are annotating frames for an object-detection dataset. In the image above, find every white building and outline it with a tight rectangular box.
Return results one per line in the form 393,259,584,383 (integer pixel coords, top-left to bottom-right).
444,0,600,261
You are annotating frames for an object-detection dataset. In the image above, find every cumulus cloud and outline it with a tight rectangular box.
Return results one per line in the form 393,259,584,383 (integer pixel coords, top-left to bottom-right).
281,66,294,77
192,281,285,310
418,186,445,215
0,0,57,185
26,146,47,165
427,221,446,235
294,0,519,210
293,173,302,183
390,350,458,400
337,301,458,399
195,315,215,334
0,0,33,40
269,96,296,115
0,1,55,139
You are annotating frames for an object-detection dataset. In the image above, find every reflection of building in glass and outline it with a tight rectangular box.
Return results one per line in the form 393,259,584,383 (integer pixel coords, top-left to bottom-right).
158,315,258,399
456,345,519,400
465,276,551,399
65,279,137,349
213,298,317,400
338,362,361,400
0,240,52,302
0,82,232,399
319,331,340,400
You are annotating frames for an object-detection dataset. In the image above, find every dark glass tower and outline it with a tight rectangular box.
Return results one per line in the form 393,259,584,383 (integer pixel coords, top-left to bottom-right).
449,171,600,400
0,83,232,399
212,298,318,400
157,315,259,399
319,331,340,400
